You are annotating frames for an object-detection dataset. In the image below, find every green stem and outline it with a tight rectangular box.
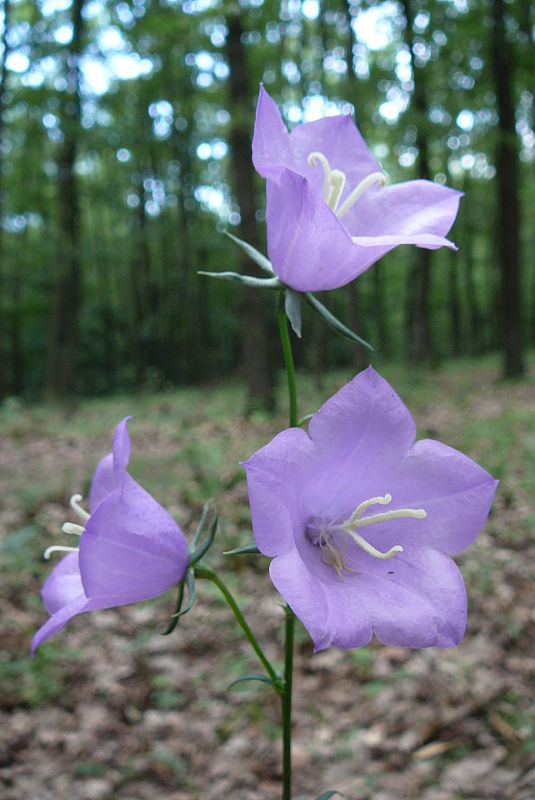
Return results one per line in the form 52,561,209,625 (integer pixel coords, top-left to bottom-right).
277,293,298,428
194,564,281,690
281,606,295,800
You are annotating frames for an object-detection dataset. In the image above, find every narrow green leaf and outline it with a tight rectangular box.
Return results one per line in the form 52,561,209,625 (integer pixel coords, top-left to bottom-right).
228,673,274,690
190,510,218,564
285,288,302,338
192,501,212,549
224,231,274,274
305,292,373,349
223,542,261,556
314,791,344,800
161,578,186,636
198,270,282,289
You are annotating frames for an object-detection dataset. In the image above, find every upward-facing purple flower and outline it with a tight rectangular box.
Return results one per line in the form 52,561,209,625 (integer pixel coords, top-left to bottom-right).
32,418,190,654
242,368,497,651
252,86,462,292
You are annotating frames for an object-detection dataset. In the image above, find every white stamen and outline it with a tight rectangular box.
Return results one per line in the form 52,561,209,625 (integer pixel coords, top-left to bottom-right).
326,169,346,212
43,545,79,560
335,171,388,219
70,493,90,521
62,522,84,536
308,151,333,202
346,530,403,560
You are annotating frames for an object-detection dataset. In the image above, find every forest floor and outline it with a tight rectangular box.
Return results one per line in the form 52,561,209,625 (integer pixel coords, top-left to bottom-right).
1,356,534,800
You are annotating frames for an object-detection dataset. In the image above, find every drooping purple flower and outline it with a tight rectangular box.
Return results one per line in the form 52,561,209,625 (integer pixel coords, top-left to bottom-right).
252,86,462,292
242,368,497,650
32,418,190,654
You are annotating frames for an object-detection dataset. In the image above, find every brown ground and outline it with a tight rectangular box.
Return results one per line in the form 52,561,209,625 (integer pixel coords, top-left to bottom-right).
0,362,534,799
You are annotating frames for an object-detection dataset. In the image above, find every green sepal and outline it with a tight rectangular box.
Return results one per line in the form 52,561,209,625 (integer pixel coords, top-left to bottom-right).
314,792,344,800
228,673,274,690
161,568,195,635
190,510,218,564
285,288,302,338
224,231,274,275
192,501,211,549
305,292,372,349
222,542,261,556
298,412,314,427
198,270,282,290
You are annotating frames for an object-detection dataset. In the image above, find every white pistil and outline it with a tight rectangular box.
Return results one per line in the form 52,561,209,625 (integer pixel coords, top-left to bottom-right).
43,545,79,560
346,531,403,560
335,171,388,219
70,493,90,521
308,151,332,202
61,523,84,536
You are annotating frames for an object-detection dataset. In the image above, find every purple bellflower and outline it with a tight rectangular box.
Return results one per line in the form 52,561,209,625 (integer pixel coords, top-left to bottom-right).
32,418,190,654
243,368,497,651
252,86,462,292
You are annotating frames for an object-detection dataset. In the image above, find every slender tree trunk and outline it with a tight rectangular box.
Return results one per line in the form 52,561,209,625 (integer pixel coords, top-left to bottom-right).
448,251,461,357
491,0,524,377
129,172,153,386
342,0,368,369
0,0,11,399
226,13,273,411
47,0,84,396
401,0,433,364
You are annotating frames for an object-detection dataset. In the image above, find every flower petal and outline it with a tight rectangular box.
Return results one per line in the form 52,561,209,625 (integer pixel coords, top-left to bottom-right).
304,367,416,519
252,84,295,177
242,428,316,556
379,438,498,555
41,552,84,615
265,168,365,291
31,593,89,655
269,548,373,651
346,179,462,241
289,112,381,195
80,477,189,603
88,417,132,512
354,545,468,647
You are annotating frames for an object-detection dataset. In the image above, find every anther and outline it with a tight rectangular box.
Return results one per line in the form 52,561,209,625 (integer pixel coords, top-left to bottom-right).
43,545,79,560
62,523,84,536
70,494,90,521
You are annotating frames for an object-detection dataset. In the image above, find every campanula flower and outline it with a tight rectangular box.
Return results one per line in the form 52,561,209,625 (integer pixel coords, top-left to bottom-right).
242,368,497,650
252,86,462,292
32,418,190,653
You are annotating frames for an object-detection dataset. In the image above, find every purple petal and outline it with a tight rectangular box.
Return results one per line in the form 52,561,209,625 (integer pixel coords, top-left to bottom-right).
265,168,364,291
242,427,316,556
270,548,373,651
252,85,295,177
346,180,462,241
353,545,468,648
380,438,498,555
41,552,84,615
289,113,381,196
303,367,416,518
31,594,89,655
88,417,132,513
80,476,189,603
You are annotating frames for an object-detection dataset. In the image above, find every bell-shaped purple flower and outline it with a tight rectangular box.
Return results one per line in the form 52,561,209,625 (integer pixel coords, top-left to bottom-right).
32,418,190,654
252,86,462,292
242,368,497,651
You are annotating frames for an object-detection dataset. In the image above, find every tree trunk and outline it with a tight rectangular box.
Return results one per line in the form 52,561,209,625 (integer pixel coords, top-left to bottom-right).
47,0,84,396
448,251,461,357
0,0,11,399
401,0,433,364
226,13,273,411
491,0,524,377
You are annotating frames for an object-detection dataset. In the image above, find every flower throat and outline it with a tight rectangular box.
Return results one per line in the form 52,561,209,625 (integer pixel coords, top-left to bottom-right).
306,493,427,579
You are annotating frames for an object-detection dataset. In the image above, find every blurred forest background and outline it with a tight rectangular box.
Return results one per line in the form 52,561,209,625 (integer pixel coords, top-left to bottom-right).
0,0,533,406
